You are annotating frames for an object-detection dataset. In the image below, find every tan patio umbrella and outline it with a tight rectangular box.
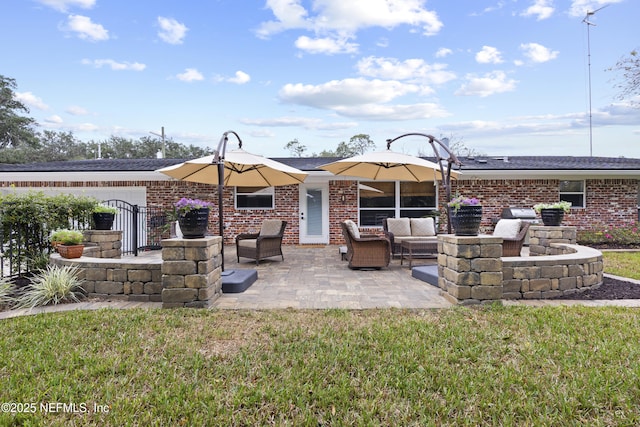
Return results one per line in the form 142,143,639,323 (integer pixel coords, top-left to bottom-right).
156,131,308,270
319,150,459,182
319,132,463,233
157,149,308,187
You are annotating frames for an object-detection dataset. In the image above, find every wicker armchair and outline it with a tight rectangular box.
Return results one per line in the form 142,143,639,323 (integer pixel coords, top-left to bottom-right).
497,221,530,257
236,220,287,265
341,220,391,269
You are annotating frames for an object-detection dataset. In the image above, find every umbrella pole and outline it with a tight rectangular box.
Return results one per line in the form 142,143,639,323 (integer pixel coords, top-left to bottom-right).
218,161,225,271
385,133,462,234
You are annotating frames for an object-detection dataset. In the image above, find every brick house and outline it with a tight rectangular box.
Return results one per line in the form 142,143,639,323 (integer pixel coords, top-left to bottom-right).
1,156,639,245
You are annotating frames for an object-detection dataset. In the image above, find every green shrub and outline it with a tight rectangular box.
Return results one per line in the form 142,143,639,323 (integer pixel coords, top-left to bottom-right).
50,229,84,245
92,203,119,214
14,265,85,308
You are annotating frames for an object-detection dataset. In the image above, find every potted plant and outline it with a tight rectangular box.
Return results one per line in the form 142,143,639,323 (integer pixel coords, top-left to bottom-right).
174,198,214,239
92,204,119,230
533,201,571,226
447,196,482,236
50,229,85,259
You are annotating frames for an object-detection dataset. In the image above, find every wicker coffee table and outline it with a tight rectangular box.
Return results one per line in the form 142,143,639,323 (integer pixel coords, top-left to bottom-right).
400,240,438,267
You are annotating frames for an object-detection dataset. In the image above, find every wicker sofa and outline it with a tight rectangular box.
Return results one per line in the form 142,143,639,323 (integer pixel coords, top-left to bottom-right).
341,220,391,269
383,217,438,257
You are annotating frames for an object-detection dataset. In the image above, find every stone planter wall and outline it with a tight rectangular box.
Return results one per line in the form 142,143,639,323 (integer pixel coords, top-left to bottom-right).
50,254,162,302
161,236,223,308
528,226,576,256
82,230,123,258
438,235,504,305
437,230,603,304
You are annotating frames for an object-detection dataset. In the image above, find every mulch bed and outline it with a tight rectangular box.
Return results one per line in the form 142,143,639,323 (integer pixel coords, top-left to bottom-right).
550,276,640,300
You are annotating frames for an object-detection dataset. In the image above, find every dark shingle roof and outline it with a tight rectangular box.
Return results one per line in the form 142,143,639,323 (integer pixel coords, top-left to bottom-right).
1,156,640,173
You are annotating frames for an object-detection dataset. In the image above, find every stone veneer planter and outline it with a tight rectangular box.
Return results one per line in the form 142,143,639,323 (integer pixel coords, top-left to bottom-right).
437,226,603,305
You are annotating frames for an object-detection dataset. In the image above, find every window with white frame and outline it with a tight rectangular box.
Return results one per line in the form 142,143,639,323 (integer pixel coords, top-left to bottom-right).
358,181,437,226
235,186,274,209
559,180,584,208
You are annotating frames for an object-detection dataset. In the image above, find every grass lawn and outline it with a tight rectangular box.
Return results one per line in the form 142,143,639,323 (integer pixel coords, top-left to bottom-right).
602,251,640,280
2,306,640,426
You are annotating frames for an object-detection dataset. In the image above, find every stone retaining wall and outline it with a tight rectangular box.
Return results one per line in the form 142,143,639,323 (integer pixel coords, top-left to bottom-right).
528,225,577,256
50,254,162,302
437,231,603,305
82,230,122,258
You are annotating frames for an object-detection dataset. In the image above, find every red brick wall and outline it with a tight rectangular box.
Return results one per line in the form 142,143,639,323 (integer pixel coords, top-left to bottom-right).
7,177,637,245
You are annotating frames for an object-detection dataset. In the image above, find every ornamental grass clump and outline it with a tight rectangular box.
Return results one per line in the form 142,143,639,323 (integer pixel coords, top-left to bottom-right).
0,277,15,308
15,265,85,309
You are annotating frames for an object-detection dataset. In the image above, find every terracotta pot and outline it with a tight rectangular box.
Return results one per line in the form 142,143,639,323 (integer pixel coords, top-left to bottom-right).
57,244,85,259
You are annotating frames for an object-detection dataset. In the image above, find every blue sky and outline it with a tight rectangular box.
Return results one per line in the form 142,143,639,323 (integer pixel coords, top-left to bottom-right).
3,0,639,158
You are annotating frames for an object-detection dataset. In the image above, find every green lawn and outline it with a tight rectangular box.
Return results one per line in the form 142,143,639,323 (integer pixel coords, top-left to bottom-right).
2,307,640,426
603,251,640,280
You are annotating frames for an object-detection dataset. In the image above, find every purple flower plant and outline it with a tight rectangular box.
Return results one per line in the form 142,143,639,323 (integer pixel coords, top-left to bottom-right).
174,197,214,215
447,195,481,213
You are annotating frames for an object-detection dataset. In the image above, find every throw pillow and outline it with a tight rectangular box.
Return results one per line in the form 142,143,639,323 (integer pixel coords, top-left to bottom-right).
493,219,522,239
386,218,411,236
410,218,436,236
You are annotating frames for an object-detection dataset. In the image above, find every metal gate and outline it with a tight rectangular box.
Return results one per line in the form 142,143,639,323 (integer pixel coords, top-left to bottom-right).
102,199,167,256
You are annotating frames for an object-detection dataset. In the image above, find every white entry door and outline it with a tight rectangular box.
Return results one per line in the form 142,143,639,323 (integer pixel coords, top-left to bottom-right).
299,183,329,244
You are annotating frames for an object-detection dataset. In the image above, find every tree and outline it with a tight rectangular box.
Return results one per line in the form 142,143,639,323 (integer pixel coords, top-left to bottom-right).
285,138,306,157
417,134,484,158
0,75,38,149
347,134,376,155
610,48,640,106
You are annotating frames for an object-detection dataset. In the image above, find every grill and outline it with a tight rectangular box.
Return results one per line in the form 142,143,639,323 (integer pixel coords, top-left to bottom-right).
501,207,539,223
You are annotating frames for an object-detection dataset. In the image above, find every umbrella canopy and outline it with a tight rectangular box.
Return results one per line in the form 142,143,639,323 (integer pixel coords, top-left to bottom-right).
319,149,459,182
156,149,308,187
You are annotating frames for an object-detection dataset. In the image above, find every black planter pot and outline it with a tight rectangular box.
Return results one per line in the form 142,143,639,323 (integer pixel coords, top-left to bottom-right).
93,212,115,230
540,208,564,226
450,206,483,236
178,208,210,238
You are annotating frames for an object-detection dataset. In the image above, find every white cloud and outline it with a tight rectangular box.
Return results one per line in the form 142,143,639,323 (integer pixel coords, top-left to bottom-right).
44,115,63,124
475,46,503,64
81,59,146,71
279,78,419,108
455,71,517,97
157,17,188,45
64,14,109,41
435,47,453,58
520,43,559,63
15,92,48,110
568,0,623,18
176,68,204,82
227,71,251,84
521,0,555,20
333,103,450,120
256,0,442,54
66,105,89,115
241,116,357,130
356,56,456,85
36,0,95,12
295,36,358,55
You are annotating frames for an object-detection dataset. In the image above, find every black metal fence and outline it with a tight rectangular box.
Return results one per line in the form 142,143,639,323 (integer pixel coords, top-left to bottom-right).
0,200,168,278
100,200,168,256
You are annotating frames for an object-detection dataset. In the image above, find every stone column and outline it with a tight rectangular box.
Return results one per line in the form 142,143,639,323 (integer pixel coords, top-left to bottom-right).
82,230,122,258
438,235,503,305
161,236,223,308
528,226,577,256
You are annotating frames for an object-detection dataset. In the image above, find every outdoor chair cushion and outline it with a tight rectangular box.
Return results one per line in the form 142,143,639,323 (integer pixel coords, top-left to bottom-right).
493,219,522,239
344,219,360,239
260,219,284,236
237,238,257,248
386,218,411,237
410,218,436,237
